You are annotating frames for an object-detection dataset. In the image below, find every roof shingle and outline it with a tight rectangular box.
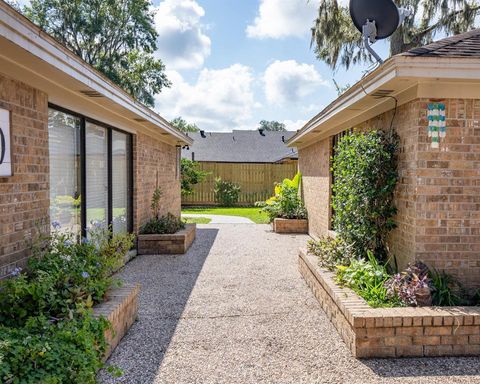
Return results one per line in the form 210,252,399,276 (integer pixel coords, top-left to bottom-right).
403,28,480,57
181,130,298,163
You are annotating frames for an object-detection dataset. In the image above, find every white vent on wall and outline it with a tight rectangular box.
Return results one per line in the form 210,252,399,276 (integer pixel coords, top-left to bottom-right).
0,108,12,177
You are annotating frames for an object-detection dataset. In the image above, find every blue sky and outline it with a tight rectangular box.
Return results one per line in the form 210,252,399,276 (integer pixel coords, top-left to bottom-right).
152,0,390,132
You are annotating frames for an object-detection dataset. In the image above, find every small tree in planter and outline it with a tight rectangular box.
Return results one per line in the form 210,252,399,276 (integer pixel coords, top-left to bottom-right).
138,187,196,254
256,172,308,233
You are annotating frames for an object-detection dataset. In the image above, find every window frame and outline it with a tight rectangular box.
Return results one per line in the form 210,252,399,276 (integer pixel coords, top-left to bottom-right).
48,103,134,238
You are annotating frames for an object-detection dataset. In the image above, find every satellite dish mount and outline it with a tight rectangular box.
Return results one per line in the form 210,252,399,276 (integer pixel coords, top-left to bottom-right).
350,0,412,64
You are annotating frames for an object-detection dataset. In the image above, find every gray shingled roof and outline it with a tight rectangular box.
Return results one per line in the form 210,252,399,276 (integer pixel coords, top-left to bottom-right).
182,130,298,163
403,28,480,57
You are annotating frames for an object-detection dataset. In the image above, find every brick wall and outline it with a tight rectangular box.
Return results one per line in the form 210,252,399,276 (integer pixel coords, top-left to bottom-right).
298,138,331,240
134,132,181,233
0,73,50,277
298,98,480,290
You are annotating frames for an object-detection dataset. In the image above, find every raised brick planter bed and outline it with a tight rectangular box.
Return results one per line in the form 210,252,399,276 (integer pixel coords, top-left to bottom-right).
137,224,196,255
93,284,140,360
299,248,480,358
273,218,308,234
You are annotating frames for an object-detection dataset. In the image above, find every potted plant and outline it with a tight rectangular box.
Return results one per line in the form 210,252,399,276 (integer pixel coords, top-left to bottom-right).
256,172,308,233
137,187,196,254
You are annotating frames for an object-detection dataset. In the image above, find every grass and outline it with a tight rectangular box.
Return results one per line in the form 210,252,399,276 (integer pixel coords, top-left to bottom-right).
181,207,270,224
182,216,212,224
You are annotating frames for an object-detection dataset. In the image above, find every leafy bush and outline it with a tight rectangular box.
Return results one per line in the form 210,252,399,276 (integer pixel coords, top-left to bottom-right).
307,236,353,271
140,213,185,235
181,158,209,195
214,177,241,207
336,251,399,308
332,130,398,261
429,269,464,306
0,226,133,383
385,262,432,306
256,172,307,221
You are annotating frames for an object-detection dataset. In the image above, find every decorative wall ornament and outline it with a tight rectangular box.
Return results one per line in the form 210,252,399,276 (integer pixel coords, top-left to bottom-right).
427,103,446,149
0,108,12,177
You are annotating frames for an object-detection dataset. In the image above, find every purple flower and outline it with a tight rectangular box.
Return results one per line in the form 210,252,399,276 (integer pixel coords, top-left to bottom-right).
11,267,22,277
81,237,89,244
81,271,90,278
52,221,61,230
64,239,73,247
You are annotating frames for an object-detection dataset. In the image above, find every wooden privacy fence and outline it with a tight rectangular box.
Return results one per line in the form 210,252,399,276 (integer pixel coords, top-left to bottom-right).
182,161,298,206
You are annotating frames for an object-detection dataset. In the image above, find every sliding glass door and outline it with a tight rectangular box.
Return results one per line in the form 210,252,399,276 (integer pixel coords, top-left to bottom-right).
48,109,82,238
48,106,133,238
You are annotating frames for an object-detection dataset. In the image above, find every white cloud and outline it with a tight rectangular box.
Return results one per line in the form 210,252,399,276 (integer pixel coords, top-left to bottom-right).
155,65,256,131
263,60,329,104
246,0,318,39
283,119,307,131
153,0,211,70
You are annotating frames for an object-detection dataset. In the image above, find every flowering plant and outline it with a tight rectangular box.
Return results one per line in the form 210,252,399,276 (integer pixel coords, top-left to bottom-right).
385,262,432,306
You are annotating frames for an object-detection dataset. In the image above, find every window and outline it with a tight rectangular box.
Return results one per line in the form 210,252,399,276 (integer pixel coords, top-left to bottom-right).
48,106,133,238
48,109,82,238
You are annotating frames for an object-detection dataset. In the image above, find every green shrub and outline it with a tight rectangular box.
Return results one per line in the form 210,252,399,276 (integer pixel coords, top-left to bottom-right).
307,236,353,271
256,172,307,221
140,212,185,235
336,251,400,308
429,269,464,306
332,130,398,261
214,177,241,207
181,158,210,196
0,226,133,382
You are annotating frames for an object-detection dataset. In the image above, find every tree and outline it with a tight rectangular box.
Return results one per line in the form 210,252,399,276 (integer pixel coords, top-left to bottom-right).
258,120,287,132
170,117,200,133
311,0,480,70
24,0,170,107
180,159,209,196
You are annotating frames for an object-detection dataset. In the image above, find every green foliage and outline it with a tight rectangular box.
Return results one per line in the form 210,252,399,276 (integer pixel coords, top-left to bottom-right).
151,187,163,218
140,213,185,235
181,159,210,196
171,117,200,133
336,251,400,308
256,172,307,221
258,120,286,132
429,269,464,306
307,236,353,271
332,130,398,261
0,315,109,384
24,0,170,107
0,226,133,383
214,178,241,207
312,0,480,70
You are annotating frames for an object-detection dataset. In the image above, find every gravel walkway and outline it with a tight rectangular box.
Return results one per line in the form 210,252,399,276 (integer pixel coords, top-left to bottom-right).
98,224,480,384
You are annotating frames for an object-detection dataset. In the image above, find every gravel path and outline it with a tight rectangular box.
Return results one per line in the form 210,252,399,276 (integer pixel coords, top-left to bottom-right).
181,214,254,224
98,224,480,384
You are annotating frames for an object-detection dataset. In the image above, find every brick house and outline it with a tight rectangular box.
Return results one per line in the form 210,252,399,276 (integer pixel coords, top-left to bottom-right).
0,2,193,277
288,30,480,291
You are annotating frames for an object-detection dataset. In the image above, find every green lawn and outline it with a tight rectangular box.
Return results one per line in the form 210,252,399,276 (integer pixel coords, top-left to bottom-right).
181,207,270,224
183,216,212,224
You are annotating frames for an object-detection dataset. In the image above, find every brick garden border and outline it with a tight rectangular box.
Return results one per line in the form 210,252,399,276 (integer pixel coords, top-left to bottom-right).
299,249,480,358
137,223,196,255
273,218,308,234
93,284,140,360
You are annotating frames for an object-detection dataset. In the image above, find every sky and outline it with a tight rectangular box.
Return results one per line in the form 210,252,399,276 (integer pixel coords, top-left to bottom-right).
150,0,390,132
15,0,391,132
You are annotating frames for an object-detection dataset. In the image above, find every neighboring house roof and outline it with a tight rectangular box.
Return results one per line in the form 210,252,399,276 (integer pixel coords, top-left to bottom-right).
288,29,480,148
0,1,192,146
182,130,298,163
403,28,480,57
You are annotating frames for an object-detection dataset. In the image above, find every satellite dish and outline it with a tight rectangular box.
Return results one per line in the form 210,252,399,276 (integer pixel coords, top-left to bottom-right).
349,0,412,63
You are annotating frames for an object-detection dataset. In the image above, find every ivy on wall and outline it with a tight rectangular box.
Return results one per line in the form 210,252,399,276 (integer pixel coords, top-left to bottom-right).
331,130,399,262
